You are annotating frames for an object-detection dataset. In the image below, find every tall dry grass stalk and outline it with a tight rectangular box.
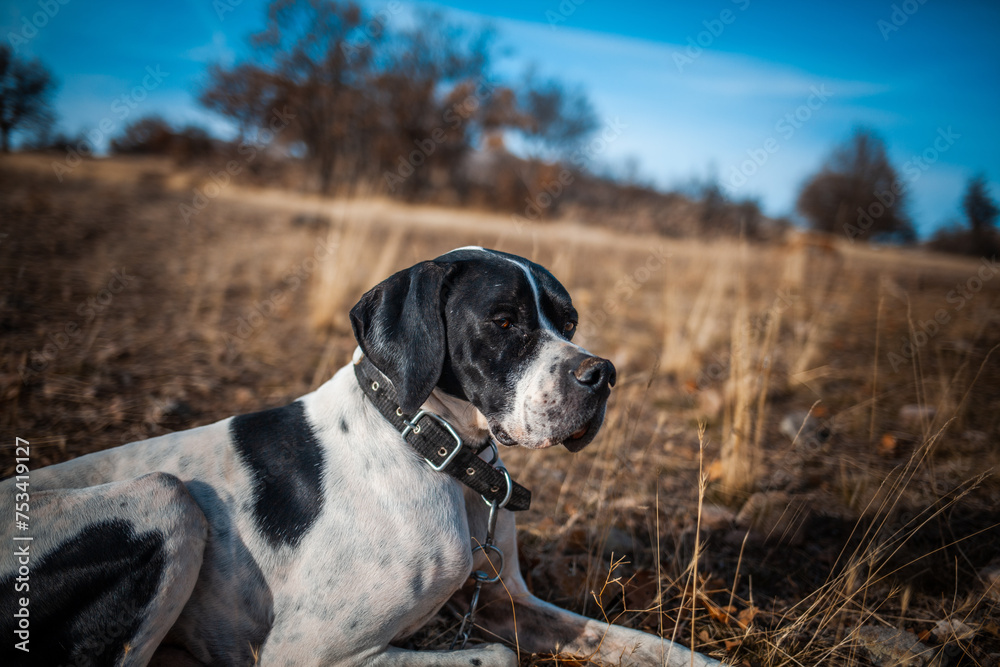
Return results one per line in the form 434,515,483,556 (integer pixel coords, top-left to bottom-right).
659,252,732,377
718,244,789,496
308,213,406,333
720,290,756,495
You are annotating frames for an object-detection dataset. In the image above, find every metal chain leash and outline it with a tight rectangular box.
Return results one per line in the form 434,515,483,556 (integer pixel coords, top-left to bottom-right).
451,443,512,651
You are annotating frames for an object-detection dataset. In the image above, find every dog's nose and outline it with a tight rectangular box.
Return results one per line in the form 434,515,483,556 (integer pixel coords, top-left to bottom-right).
572,357,616,391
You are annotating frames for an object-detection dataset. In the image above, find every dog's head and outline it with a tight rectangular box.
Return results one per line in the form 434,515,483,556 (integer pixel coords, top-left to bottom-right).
350,247,616,451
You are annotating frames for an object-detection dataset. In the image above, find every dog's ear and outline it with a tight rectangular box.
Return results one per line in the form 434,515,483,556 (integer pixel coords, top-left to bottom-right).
350,261,452,414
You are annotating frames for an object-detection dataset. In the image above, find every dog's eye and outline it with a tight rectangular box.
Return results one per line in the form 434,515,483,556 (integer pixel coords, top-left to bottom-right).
494,317,512,329
563,321,577,334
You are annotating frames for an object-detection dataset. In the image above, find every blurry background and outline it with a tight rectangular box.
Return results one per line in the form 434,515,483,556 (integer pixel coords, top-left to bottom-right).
3,0,1000,243
2,1,999,665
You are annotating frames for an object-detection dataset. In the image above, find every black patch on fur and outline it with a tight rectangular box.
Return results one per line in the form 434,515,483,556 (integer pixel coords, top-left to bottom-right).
0,520,164,667
350,261,452,414
410,570,424,598
231,400,325,548
183,480,274,659
340,417,349,433
471,660,483,666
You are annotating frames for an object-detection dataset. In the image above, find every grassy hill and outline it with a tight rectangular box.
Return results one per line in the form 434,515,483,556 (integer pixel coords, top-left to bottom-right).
2,154,998,665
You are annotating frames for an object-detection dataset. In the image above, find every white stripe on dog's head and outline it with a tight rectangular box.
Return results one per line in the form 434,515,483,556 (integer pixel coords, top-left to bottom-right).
440,246,557,334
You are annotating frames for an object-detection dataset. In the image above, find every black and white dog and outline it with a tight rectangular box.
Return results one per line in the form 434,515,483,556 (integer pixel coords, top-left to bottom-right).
1,247,721,666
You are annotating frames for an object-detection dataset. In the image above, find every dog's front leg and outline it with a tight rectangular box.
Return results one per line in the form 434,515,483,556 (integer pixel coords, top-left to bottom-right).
476,590,723,666
473,512,725,667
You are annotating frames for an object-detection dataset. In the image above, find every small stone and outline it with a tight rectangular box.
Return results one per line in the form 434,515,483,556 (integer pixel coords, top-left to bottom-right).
601,527,636,559
899,404,936,428
779,411,811,440
963,429,988,445
981,564,1000,603
855,625,930,666
779,410,831,450
698,503,737,531
931,619,975,642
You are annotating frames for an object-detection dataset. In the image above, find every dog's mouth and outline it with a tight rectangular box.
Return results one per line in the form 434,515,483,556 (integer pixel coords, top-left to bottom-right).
487,404,607,451
562,423,592,452
488,420,593,451
561,407,607,452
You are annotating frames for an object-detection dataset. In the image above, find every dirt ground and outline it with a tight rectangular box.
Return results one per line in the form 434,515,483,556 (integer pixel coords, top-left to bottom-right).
2,154,999,665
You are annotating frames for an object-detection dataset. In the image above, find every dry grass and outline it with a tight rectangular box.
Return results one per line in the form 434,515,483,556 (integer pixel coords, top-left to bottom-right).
2,155,999,665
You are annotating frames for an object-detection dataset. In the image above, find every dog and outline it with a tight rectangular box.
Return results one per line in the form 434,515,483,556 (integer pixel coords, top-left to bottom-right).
1,247,722,666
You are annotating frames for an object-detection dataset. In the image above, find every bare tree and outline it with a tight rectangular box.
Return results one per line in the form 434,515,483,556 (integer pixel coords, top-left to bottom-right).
200,0,600,203
518,69,598,158
110,116,175,154
202,0,375,193
110,115,217,163
963,172,998,250
0,46,58,152
373,11,501,197
797,128,914,242
200,62,281,139
697,179,762,239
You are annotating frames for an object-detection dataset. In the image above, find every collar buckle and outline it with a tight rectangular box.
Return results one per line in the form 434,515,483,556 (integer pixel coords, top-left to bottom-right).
402,409,463,472
353,354,530,511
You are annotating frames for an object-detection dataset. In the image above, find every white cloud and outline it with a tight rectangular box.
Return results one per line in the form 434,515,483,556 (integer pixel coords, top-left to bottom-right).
182,31,236,66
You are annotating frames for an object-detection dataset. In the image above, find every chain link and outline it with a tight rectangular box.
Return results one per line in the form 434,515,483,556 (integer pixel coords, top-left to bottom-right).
450,462,510,650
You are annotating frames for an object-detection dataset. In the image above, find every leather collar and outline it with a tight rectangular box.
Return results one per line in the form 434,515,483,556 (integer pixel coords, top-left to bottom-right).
354,355,531,511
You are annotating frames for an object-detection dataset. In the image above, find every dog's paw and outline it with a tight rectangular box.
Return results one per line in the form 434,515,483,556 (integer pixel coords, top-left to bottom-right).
466,643,517,667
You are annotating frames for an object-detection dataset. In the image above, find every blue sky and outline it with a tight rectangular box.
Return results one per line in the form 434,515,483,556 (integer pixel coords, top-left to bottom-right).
4,0,999,235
